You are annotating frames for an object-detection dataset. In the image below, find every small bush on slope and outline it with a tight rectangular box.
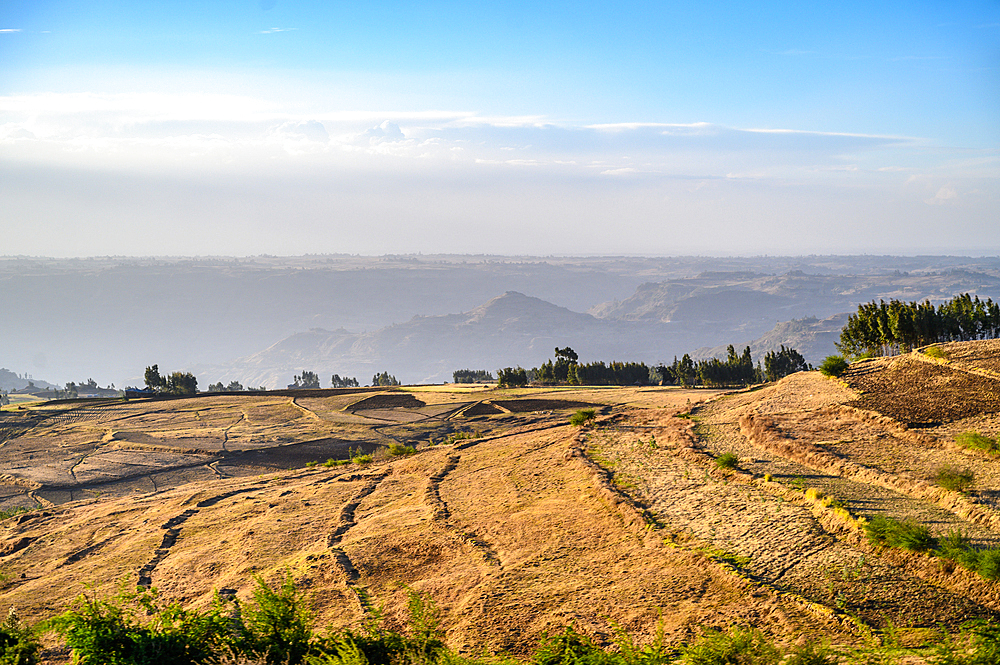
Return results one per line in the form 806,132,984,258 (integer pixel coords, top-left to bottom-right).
570,409,596,427
818,356,849,378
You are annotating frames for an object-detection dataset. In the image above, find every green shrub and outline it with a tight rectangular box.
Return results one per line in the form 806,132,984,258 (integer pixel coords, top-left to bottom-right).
931,619,1000,665
956,432,1000,455
715,453,739,470
818,356,849,378
864,516,937,553
48,586,232,665
0,609,38,665
680,626,779,665
387,442,416,457
785,639,837,665
976,549,1000,581
442,431,483,445
569,409,596,427
241,573,313,665
322,459,350,468
924,346,948,360
936,467,975,493
309,590,448,665
534,626,620,665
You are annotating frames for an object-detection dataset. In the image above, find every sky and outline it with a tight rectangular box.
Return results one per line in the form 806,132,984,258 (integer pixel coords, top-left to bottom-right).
1,0,998,257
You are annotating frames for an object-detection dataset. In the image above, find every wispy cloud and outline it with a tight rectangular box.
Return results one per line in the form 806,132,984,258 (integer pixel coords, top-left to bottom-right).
0,29,22,33
258,27,295,34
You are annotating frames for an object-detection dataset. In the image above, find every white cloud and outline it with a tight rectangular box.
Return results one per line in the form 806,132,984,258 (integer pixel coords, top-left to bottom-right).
926,184,958,205
258,27,296,34
0,28,22,33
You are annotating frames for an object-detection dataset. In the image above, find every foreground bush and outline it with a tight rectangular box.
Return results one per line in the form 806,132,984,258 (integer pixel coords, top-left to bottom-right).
680,627,779,665
0,609,38,665
33,573,1000,665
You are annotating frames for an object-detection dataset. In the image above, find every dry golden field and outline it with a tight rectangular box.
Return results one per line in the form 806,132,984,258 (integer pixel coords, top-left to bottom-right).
1,343,1000,662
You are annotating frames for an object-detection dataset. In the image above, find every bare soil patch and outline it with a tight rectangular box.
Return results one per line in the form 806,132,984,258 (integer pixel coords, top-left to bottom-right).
845,353,1000,425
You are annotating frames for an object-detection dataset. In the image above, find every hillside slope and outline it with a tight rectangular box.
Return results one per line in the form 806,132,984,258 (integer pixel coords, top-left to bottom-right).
2,343,1000,660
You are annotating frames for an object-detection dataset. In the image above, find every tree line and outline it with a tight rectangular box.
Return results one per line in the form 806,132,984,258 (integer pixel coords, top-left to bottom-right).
837,293,1000,358
453,369,494,383
497,345,809,389
659,345,808,388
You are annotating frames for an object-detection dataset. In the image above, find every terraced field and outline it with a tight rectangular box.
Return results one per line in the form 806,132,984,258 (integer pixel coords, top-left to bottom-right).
0,343,999,662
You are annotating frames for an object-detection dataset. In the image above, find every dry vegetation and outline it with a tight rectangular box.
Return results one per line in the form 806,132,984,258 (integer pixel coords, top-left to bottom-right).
1,342,1000,662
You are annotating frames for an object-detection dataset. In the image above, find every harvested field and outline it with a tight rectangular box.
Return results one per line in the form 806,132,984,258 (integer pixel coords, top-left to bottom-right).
845,354,1000,425
2,342,1000,662
490,398,598,412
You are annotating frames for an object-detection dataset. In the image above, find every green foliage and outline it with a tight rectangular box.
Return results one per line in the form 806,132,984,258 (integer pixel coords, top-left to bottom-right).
293,371,321,390
322,458,350,468
763,346,809,383
241,573,313,665
143,365,166,393
0,609,38,665
837,293,1000,358
496,367,528,388
931,620,1000,665
208,380,246,393
0,508,33,522
864,516,937,553
309,590,449,665
575,360,652,387
145,365,198,395
452,369,494,384
330,375,360,389
166,372,198,396
47,585,232,665
923,346,948,360
371,372,400,387
569,409,596,427
935,466,975,493
818,355,849,378
533,626,616,665
715,453,739,470
955,432,1000,455
387,442,416,456
679,626,780,665
441,430,482,446
784,640,837,665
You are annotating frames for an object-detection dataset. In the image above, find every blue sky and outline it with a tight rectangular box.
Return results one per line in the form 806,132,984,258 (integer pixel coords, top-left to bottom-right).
1,0,998,256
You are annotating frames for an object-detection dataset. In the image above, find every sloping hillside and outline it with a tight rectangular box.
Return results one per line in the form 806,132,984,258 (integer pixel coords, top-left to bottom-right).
3,344,1000,661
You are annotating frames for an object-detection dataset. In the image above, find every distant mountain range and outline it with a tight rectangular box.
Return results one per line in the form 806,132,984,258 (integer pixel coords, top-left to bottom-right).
201,292,676,386
5,255,1000,388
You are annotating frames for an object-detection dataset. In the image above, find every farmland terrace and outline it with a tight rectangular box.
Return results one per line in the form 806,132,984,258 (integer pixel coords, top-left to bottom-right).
0,342,998,662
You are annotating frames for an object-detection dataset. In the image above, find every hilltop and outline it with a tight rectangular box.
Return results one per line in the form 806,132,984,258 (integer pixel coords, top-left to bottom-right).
0,341,999,661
